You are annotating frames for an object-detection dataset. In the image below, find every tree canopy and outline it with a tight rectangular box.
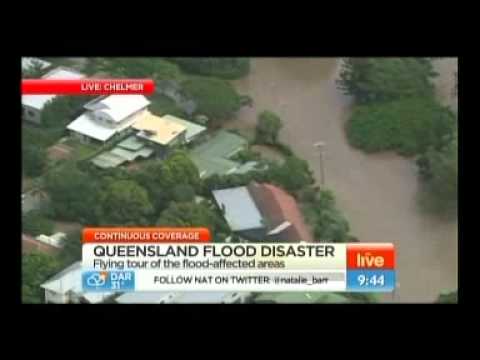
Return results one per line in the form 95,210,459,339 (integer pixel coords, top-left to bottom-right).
99,180,154,226
22,210,54,236
181,77,242,123
22,252,60,303
23,144,47,177
157,201,229,241
417,132,458,214
256,110,283,145
167,58,250,79
337,58,438,104
346,98,456,156
44,164,101,224
270,156,315,193
41,95,91,129
92,58,181,80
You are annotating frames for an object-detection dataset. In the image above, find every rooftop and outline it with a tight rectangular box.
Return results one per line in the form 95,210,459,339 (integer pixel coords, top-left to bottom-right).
133,112,186,145
162,115,206,143
212,187,264,232
248,183,314,242
22,66,85,110
85,95,150,123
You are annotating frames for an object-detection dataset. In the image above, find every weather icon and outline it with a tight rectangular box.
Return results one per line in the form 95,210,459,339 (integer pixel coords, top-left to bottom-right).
86,271,108,287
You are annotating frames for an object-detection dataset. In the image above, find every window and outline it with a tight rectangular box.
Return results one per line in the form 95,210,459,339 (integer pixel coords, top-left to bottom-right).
27,110,35,118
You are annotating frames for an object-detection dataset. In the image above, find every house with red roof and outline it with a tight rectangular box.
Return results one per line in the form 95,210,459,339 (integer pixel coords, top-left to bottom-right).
212,182,313,242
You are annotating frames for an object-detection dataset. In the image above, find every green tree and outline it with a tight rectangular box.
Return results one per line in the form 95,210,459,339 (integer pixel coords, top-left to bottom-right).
417,133,458,214
23,144,47,177
58,230,82,266
159,151,200,190
22,210,54,236
23,59,49,78
22,252,60,303
305,190,350,243
133,152,200,212
96,58,181,81
337,58,438,104
255,111,283,145
157,201,229,241
172,184,196,203
182,77,242,123
41,95,91,129
100,180,154,225
271,156,314,193
44,164,101,224
168,58,250,79
346,98,456,156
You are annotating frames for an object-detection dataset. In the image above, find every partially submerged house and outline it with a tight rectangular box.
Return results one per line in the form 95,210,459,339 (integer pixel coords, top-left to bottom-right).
212,183,314,242
189,130,251,178
22,66,85,124
40,261,113,304
67,95,150,145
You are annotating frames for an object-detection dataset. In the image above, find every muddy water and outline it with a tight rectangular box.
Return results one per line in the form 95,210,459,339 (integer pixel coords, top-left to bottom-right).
230,58,458,302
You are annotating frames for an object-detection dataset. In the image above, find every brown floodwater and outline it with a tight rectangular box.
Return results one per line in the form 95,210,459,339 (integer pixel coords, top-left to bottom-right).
230,58,458,302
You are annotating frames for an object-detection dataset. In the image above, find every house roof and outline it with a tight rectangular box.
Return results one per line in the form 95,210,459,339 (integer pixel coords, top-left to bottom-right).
190,153,238,178
22,233,59,255
86,95,150,123
40,261,112,303
132,112,186,145
247,183,314,242
162,115,206,143
22,66,85,110
191,130,247,160
212,187,264,232
67,111,137,142
22,57,51,71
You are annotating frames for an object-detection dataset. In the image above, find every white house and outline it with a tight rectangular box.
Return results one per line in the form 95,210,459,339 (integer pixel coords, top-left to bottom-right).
22,66,85,124
41,262,113,304
67,95,150,144
115,291,251,304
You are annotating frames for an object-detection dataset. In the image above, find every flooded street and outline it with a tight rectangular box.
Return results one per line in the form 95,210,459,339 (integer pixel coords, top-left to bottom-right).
230,58,458,302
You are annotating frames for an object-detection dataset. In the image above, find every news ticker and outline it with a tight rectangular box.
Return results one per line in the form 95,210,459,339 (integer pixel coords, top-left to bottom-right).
81,228,396,292
22,79,155,95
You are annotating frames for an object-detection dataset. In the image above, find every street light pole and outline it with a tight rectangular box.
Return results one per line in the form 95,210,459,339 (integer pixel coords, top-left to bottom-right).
314,141,326,187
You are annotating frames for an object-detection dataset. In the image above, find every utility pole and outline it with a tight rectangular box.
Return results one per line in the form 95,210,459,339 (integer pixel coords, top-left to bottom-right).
313,141,326,187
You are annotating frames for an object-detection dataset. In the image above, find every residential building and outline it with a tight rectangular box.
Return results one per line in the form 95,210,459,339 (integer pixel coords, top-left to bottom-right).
212,182,314,242
22,233,60,256
131,111,187,158
22,66,85,124
41,262,113,304
67,95,150,145
189,130,249,177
